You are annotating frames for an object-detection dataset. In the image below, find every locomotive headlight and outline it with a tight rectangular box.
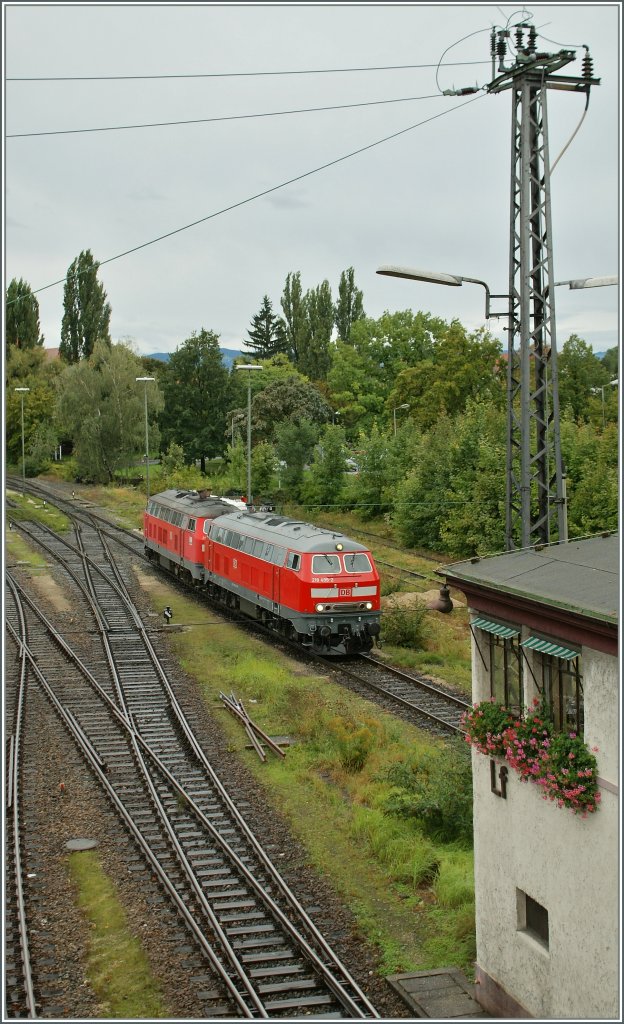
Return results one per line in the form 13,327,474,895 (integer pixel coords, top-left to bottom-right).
315,603,325,612
365,602,373,610
335,542,344,551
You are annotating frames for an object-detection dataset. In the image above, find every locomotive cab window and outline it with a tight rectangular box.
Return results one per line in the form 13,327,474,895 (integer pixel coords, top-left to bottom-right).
312,554,341,574
188,518,196,531
286,552,301,571
343,553,372,573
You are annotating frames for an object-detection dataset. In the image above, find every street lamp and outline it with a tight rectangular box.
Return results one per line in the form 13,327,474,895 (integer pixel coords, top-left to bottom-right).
332,410,341,425
14,387,30,495
135,377,155,503
235,364,262,505
393,403,409,436
590,379,618,428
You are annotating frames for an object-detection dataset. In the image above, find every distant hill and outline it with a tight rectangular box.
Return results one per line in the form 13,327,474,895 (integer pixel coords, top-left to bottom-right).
146,349,244,369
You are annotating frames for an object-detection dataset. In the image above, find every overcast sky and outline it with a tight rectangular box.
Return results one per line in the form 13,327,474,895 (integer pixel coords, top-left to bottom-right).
4,2,621,358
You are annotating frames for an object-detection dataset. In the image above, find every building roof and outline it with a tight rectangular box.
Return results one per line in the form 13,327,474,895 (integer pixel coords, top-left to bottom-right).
441,533,619,626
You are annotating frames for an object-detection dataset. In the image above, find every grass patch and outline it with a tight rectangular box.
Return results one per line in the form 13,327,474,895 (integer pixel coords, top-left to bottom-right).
68,850,169,1018
7,488,71,533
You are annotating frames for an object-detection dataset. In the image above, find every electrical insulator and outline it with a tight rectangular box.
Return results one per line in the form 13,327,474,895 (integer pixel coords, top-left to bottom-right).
515,25,524,50
497,31,507,62
527,25,537,53
582,49,594,80
490,28,497,58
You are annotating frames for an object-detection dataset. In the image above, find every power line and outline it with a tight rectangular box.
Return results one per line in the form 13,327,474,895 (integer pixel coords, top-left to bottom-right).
7,92,447,139
7,60,489,83
26,94,483,300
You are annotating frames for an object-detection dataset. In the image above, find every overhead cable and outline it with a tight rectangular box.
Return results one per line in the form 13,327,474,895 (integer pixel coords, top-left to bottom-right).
8,91,447,139
26,94,483,299
7,60,489,82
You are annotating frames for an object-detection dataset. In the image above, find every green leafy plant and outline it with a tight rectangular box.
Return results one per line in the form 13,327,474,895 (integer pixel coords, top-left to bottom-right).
382,603,428,649
383,739,473,845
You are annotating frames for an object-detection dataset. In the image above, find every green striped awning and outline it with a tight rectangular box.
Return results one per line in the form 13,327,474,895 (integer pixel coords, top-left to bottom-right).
521,636,579,660
471,617,520,639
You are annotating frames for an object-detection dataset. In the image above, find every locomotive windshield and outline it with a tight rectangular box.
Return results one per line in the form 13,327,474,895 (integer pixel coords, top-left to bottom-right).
343,553,373,573
312,554,341,574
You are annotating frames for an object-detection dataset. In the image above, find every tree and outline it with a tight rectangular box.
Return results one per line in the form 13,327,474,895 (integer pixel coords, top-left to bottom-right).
251,441,277,498
5,278,44,356
301,424,348,510
274,418,318,500
601,346,618,378
354,422,392,520
245,295,287,359
298,281,333,381
56,340,163,482
160,329,230,472
60,249,112,363
334,267,364,343
557,334,612,422
280,271,308,363
250,374,332,443
390,323,504,430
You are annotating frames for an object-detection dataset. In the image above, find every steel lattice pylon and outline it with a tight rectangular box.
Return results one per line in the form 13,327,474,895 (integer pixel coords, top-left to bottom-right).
488,29,599,549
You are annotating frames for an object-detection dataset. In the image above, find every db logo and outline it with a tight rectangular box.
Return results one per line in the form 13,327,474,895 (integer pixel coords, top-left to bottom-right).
339,588,350,596
233,558,238,569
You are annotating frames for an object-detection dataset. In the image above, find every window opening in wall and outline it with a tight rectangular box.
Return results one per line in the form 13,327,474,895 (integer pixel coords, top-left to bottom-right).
541,653,584,735
517,890,549,949
489,634,522,711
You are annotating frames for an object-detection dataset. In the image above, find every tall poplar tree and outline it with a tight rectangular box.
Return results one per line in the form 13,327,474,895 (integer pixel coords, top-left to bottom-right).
280,271,307,363
60,249,112,363
5,278,44,357
334,266,365,343
298,281,333,381
246,295,287,359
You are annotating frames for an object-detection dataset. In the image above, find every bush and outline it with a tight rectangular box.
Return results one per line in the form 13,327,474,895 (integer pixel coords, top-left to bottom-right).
382,603,428,649
326,714,380,772
382,739,473,845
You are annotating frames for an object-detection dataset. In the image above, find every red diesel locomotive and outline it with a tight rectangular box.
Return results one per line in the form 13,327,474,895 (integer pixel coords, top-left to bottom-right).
143,488,381,655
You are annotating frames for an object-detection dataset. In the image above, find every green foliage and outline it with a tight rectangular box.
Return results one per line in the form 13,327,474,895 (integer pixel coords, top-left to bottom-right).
60,249,111,363
274,418,318,499
300,423,348,509
381,602,428,649
246,294,287,359
280,271,307,363
251,372,332,444
558,334,611,422
383,739,473,844
350,807,440,887
334,266,365,343
353,421,391,519
299,280,333,381
251,440,277,497
159,441,186,476
159,329,230,468
5,277,44,355
56,340,163,483
326,714,381,772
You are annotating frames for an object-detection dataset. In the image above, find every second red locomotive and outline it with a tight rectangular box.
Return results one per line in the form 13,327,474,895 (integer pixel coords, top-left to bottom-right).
143,488,381,655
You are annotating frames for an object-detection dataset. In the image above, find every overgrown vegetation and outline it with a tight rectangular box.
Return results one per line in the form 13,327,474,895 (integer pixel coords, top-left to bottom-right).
145,577,477,976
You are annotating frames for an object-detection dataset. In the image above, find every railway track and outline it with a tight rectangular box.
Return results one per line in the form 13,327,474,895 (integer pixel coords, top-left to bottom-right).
7,478,471,735
5,512,380,1018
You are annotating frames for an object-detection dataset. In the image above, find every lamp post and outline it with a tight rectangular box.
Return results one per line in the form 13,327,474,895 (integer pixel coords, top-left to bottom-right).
235,364,262,505
393,403,409,436
135,377,155,502
14,387,30,495
590,379,618,428
332,410,340,425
